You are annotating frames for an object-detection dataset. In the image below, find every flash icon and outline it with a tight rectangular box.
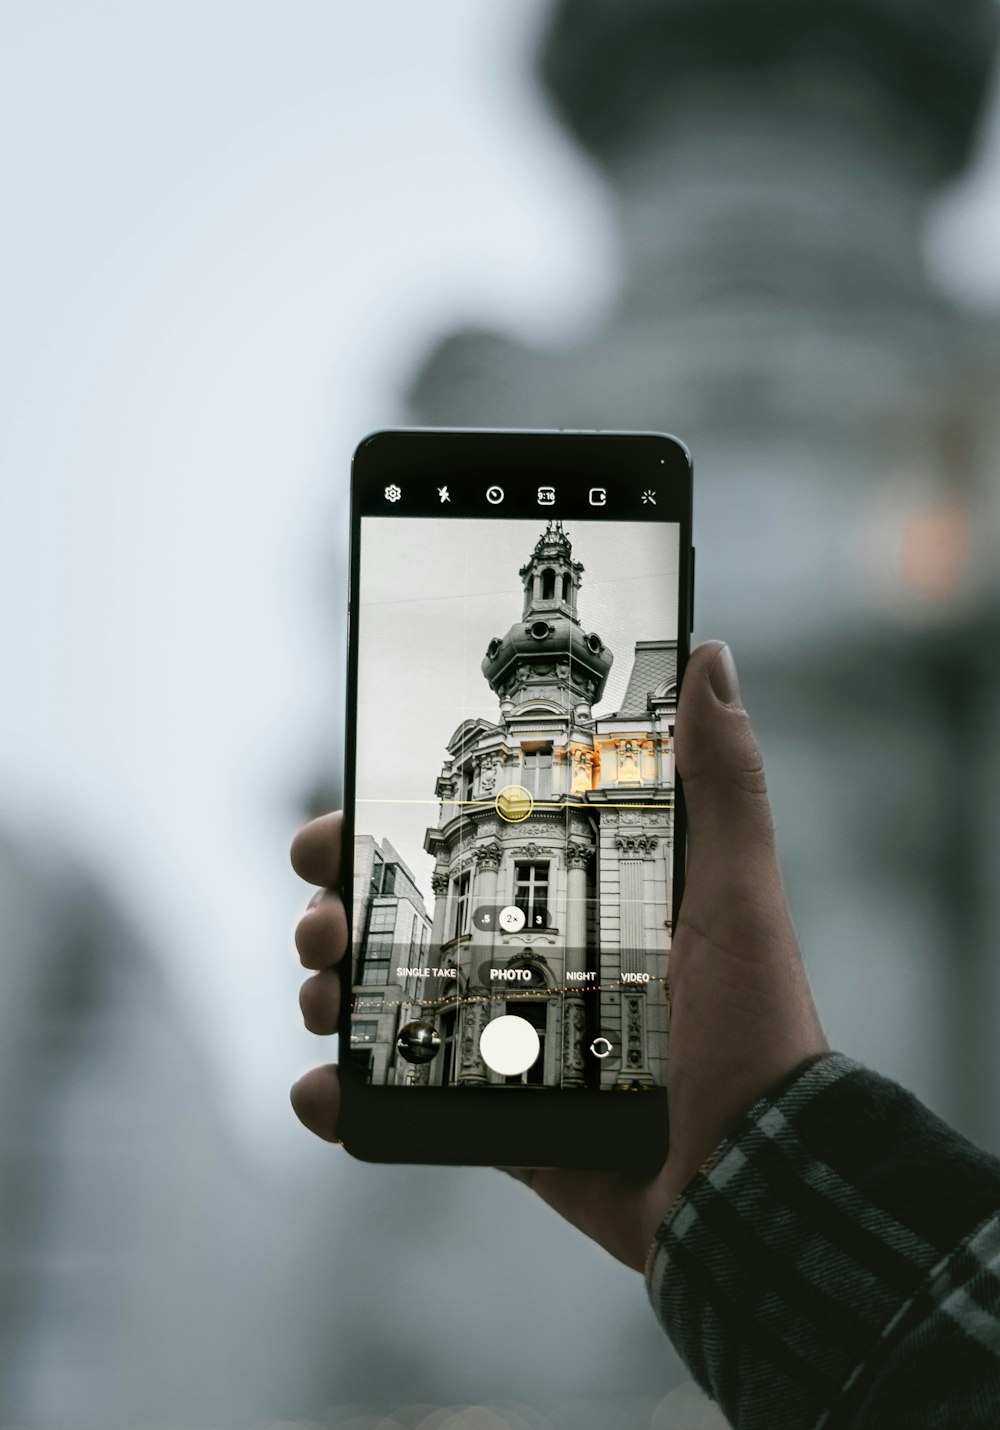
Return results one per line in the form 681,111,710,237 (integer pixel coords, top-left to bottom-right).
438,486,451,503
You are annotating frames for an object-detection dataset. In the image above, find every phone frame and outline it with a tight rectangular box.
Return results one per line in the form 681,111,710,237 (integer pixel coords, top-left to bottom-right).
340,428,693,1170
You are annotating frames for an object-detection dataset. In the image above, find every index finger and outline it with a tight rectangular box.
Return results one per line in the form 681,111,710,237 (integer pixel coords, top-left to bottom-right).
290,811,343,888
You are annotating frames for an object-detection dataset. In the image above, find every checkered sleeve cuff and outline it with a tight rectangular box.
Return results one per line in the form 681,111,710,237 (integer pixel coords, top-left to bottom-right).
645,1052,1000,1429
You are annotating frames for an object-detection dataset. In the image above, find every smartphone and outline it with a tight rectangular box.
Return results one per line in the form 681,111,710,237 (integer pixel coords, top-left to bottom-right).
340,429,693,1170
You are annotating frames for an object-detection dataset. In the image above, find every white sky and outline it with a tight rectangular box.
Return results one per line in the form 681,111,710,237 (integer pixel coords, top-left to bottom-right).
0,1,998,1152
356,517,680,887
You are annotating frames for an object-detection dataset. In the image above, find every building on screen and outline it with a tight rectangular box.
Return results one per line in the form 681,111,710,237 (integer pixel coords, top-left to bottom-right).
349,837,432,1083
353,520,676,1090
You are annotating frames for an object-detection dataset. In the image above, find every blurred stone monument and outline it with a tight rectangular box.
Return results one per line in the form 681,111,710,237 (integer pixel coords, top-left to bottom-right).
407,0,1000,1145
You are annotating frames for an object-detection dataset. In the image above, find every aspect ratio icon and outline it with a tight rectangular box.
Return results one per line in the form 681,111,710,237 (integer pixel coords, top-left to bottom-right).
537,486,555,505
486,485,505,505
589,487,607,506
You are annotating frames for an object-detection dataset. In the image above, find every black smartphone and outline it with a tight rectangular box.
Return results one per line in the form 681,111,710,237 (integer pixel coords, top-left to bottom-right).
340,429,693,1170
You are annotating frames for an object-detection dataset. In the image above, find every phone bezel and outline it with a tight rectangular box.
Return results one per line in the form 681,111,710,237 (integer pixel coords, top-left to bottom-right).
340,428,693,1170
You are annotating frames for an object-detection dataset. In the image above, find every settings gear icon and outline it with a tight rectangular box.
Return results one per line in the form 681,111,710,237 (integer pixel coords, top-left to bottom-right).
384,484,402,502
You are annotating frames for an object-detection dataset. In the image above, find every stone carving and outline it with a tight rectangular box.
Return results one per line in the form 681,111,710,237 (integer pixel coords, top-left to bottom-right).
430,871,450,896
565,842,592,870
617,739,641,782
570,747,594,793
562,996,586,1085
457,1000,488,1084
474,840,504,872
616,833,659,857
477,753,499,792
510,841,553,859
625,994,645,1069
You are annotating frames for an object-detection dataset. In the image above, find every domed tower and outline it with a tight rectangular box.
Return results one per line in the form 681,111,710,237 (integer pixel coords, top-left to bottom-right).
482,520,612,718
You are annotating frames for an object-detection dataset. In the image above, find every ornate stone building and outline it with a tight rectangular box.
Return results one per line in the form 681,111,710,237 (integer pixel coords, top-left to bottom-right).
396,520,677,1091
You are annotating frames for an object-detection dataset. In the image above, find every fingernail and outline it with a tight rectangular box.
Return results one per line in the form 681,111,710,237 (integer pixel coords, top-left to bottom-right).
499,1167,534,1187
708,644,741,707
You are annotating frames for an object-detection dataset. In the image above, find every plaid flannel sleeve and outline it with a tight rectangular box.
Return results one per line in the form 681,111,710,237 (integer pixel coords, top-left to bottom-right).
645,1052,1000,1429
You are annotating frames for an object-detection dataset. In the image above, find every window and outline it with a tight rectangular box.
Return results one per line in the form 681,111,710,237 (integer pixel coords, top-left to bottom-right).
521,746,552,797
540,567,556,600
370,852,384,895
351,1020,379,1045
461,764,474,803
361,932,392,985
504,1000,546,1085
452,871,471,939
561,572,571,603
368,903,395,933
514,862,549,930
382,863,398,895
355,993,383,1012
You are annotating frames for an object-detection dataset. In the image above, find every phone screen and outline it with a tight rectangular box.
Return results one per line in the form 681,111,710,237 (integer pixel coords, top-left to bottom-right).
346,455,684,1103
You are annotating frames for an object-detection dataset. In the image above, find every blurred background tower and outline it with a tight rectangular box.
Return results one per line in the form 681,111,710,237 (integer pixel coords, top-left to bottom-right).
407,0,1000,1145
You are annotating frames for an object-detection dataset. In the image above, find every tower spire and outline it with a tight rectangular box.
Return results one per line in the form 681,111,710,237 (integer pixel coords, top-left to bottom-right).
482,524,612,714
519,519,584,622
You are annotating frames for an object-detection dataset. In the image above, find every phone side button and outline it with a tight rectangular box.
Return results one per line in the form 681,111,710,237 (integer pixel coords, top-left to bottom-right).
689,547,695,631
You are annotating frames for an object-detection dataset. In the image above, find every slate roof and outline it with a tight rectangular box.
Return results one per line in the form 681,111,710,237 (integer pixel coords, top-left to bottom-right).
614,640,677,717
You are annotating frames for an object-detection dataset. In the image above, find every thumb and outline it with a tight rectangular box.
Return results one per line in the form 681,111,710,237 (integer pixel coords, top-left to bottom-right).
674,641,776,864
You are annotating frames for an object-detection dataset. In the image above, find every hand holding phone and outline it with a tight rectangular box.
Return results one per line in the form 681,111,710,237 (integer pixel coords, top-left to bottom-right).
291,638,828,1269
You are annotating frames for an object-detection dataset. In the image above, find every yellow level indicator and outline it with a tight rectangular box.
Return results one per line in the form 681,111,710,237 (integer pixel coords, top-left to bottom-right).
356,798,674,811
495,784,534,823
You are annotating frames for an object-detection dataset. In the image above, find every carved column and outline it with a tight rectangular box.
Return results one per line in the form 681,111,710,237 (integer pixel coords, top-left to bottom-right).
616,833,657,976
471,841,502,953
457,996,489,1085
561,996,586,1089
428,870,450,958
561,842,591,1088
564,842,590,963
615,833,658,1084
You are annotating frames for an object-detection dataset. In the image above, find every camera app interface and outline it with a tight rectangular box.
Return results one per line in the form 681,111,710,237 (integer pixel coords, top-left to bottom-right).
350,504,680,1091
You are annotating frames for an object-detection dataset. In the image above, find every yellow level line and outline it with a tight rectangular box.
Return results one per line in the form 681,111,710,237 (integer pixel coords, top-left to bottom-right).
357,798,673,810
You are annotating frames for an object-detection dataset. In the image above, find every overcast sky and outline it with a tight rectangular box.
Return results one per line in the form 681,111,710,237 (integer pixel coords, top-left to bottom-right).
356,516,680,889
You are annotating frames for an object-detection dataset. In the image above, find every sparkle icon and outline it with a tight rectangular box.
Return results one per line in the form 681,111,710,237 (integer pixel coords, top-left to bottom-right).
384,484,402,502
642,490,657,505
